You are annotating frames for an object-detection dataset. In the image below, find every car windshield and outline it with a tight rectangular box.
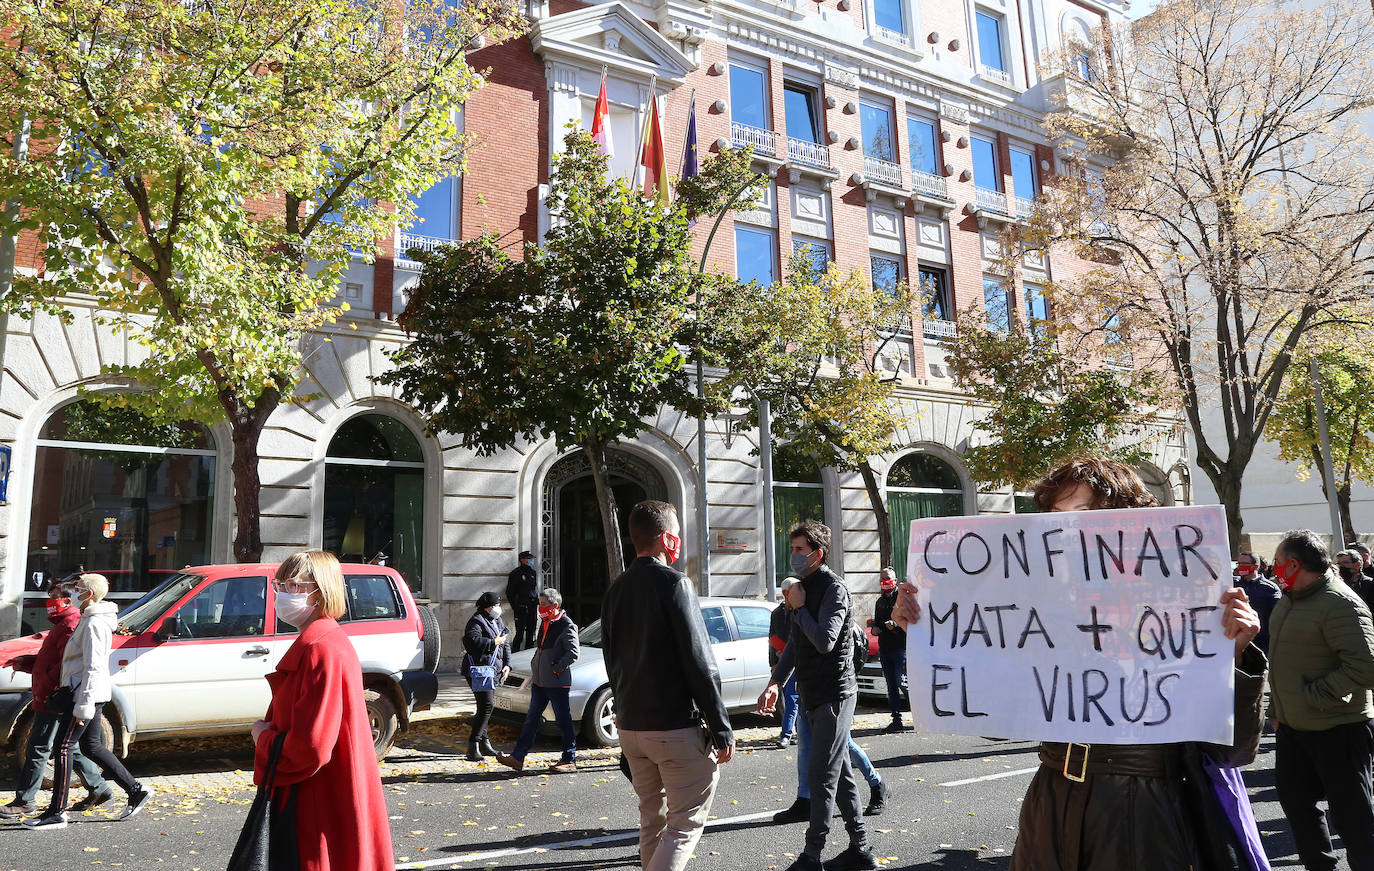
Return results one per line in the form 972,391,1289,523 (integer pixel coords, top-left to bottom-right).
116,573,204,635
579,619,603,648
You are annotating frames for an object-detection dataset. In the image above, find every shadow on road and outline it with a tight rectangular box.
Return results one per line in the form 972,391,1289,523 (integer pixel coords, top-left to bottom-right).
911,848,1013,869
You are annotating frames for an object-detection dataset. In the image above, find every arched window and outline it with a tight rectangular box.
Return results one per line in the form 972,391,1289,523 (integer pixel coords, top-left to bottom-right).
24,399,217,633
1063,17,1096,80
772,444,826,587
887,452,965,580
323,414,426,594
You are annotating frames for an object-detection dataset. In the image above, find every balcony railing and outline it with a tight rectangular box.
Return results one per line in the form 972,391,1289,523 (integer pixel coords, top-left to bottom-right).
910,169,949,200
1013,195,1036,219
922,318,958,339
979,65,1012,86
873,25,912,48
787,137,830,169
975,187,1009,214
396,231,453,263
863,155,903,187
731,122,778,158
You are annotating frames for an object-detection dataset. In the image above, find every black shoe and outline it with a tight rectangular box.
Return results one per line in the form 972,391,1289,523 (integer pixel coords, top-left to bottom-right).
773,797,811,824
120,785,152,821
21,813,67,830
823,845,878,871
882,719,904,733
477,737,498,757
864,779,888,816
70,789,115,812
785,854,823,871
0,800,37,818
466,741,484,762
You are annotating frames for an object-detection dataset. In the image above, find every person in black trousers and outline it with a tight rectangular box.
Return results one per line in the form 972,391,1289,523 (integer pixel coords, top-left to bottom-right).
506,552,539,652
871,568,908,732
462,592,511,761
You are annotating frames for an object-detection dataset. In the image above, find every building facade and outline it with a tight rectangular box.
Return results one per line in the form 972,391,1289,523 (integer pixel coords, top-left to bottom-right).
0,0,1190,656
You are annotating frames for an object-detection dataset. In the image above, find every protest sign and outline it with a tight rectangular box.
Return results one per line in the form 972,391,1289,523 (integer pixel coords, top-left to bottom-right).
905,504,1234,744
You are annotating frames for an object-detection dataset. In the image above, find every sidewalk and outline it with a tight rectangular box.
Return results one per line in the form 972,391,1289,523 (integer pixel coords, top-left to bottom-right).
411,669,476,723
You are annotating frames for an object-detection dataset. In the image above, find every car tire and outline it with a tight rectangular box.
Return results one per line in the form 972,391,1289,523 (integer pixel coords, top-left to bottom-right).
582,686,618,748
14,708,117,786
418,604,441,673
364,689,400,761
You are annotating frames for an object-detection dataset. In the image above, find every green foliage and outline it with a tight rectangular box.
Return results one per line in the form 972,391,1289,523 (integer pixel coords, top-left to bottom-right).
943,311,1165,490
379,127,763,454
1270,339,1374,493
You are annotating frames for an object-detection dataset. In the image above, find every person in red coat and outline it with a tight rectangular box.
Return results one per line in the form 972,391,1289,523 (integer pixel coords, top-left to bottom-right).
250,551,394,871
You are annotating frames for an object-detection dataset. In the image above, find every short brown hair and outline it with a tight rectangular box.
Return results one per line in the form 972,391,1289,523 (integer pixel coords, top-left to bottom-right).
629,500,679,553
277,550,347,619
1032,457,1158,512
789,520,831,560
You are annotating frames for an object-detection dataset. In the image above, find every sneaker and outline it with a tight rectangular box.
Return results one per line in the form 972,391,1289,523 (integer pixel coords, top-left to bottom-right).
785,854,823,871
864,779,888,816
882,719,904,734
823,845,878,871
775,733,797,748
21,813,67,830
0,801,37,818
70,789,115,813
120,785,152,821
495,753,524,773
773,797,811,824
547,760,577,773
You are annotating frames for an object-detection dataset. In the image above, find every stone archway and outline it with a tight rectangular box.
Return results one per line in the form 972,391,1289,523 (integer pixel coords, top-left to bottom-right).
540,448,668,626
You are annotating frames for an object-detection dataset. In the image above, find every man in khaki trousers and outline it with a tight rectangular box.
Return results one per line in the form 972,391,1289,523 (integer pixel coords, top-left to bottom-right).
601,501,736,871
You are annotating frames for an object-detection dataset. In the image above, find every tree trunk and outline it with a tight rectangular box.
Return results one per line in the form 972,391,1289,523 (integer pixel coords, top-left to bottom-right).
583,436,625,582
1338,481,1356,547
857,458,892,570
1204,466,1246,555
230,420,268,563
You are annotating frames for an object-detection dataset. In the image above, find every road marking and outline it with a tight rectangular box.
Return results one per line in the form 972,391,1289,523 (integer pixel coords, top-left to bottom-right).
394,810,777,869
938,766,1040,787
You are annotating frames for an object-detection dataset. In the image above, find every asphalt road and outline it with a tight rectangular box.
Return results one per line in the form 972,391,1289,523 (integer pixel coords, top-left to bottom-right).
0,705,1349,871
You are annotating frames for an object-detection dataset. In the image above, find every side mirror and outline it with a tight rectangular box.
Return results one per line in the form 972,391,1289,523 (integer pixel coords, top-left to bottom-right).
154,614,182,642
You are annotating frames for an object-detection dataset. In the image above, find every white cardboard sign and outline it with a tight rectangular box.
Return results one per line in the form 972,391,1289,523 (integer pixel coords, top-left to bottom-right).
905,505,1234,745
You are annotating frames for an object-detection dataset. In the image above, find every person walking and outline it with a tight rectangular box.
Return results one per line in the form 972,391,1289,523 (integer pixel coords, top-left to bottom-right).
463,592,512,762
1337,548,1374,614
22,574,151,830
1,580,110,818
872,568,907,733
1269,530,1374,871
757,520,874,871
770,592,799,748
601,500,735,871
1235,551,1283,655
247,550,393,869
506,551,539,652
498,588,579,773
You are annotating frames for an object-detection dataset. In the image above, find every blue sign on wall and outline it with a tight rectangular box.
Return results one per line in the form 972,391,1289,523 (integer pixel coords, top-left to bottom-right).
0,444,10,502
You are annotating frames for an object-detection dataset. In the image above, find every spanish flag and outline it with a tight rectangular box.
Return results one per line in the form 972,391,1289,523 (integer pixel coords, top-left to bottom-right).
640,94,669,208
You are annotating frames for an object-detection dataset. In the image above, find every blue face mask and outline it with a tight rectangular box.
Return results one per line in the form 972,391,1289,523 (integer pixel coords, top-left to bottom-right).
790,551,814,576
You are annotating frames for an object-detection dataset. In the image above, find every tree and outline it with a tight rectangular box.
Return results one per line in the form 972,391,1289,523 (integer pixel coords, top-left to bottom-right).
0,0,524,560
943,309,1166,491
710,257,915,569
1015,0,1374,549
378,129,762,580
1269,333,1374,543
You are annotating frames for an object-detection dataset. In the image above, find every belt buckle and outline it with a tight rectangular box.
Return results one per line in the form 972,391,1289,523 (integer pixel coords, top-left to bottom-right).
1063,742,1091,782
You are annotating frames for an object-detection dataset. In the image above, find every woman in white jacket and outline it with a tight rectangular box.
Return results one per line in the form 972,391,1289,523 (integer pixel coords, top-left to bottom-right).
23,574,152,830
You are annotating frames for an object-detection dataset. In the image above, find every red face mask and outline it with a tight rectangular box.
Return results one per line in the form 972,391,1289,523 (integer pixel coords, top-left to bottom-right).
879,576,897,593
1275,558,1302,592
538,604,562,622
1236,564,1256,579
663,531,682,565
45,598,72,621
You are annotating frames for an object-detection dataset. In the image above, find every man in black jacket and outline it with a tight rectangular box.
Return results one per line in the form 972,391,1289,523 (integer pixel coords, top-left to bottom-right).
758,520,875,871
872,568,907,732
602,501,735,871
506,551,538,651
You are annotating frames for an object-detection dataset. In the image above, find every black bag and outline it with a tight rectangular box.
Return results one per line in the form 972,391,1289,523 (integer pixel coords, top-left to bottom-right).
226,732,300,871
46,685,74,715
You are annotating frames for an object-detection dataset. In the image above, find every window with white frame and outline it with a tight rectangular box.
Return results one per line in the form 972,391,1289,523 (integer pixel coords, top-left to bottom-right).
792,237,832,280
735,225,778,287
729,60,769,135
784,82,822,144
873,0,907,35
971,134,1000,192
975,9,1008,75
920,265,951,322
983,277,1010,331
860,101,896,162
907,116,940,176
1023,282,1049,338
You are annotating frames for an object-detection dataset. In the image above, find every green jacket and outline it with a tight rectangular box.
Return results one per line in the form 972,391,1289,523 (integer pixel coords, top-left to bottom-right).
1268,575,1374,731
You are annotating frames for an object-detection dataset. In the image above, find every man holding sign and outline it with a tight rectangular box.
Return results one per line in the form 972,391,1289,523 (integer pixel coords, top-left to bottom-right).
894,458,1268,871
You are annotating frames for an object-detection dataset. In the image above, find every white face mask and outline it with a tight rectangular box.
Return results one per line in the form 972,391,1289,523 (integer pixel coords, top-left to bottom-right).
275,591,316,628
487,605,502,620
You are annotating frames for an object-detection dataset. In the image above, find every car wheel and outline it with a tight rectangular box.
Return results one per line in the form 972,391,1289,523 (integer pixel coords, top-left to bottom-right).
582,687,618,748
418,604,441,673
365,689,399,761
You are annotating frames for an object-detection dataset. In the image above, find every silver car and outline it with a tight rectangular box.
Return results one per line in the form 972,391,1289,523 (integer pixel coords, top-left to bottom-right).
492,596,776,747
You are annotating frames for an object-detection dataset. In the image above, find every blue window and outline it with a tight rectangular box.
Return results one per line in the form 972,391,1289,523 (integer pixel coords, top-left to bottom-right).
860,103,894,161
407,176,458,240
735,226,777,286
874,0,905,33
907,118,939,175
1024,284,1049,336
729,64,768,130
984,278,1010,331
1009,148,1036,199
976,10,1006,72
871,254,902,296
920,266,950,321
784,84,820,143
793,238,831,280
971,136,1000,191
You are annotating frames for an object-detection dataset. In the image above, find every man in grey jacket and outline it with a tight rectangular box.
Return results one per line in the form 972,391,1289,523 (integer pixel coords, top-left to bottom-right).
498,588,579,774
757,521,874,871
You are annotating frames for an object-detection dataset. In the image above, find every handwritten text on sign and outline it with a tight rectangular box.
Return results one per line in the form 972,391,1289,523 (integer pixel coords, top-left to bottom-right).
905,505,1234,745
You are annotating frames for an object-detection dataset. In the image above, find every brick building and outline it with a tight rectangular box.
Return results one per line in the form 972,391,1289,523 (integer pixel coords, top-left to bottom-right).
0,0,1190,655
